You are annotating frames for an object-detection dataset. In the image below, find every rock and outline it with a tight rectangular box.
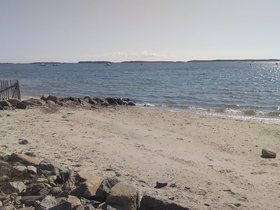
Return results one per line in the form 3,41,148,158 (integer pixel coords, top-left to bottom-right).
71,182,99,199
261,149,276,159
76,170,99,183
80,100,92,109
58,191,69,198
96,177,119,201
155,180,168,189
60,97,81,105
139,194,189,210
47,95,58,103
67,195,81,208
0,160,14,178
74,206,85,210
41,94,49,101
23,183,49,196
47,176,57,187
38,159,59,175
13,165,27,173
101,100,109,106
22,98,45,107
6,99,19,106
18,139,29,145
37,178,49,184
0,101,12,108
121,98,136,106
20,195,45,206
91,97,101,103
35,195,58,210
0,205,16,210
7,99,26,109
48,202,72,210
106,182,138,210
25,152,36,157
38,159,71,181
46,100,56,105
105,206,118,210
80,198,100,208
71,171,101,198
127,102,136,106
83,96,97,105
41,95,58,103
27,165,37,175
9,153,40,166
63,176,76,191
2,181,26,194
105,98,121,106
17,207,35,210
59,167,72,184
84,205,95,210
49,187,63,196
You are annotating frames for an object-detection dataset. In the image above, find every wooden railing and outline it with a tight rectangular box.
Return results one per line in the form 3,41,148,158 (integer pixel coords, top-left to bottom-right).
0,80,21,100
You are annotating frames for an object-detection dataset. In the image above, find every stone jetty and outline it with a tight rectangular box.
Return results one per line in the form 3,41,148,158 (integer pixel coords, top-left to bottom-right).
0,95,136,111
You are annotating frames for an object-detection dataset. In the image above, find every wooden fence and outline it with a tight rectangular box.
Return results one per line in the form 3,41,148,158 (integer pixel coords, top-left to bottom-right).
0,80,21,100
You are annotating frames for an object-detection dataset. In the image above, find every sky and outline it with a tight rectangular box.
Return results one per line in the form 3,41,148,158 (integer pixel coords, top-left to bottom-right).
0,0,280,62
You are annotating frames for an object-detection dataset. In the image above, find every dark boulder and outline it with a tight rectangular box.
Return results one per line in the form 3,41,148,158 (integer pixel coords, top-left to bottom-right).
7,99,26,109
83,96,98,105
38,159,72,183
106,182,138,210
41,94,58,103
96,177,119,201
139,194,189,210
0,100,12,108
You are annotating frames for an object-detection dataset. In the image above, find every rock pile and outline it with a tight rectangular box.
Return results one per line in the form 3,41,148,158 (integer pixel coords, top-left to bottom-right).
0,95,136,111
0,152,189,210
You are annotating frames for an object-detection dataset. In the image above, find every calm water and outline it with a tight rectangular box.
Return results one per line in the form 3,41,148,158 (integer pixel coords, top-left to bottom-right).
1,62,280,116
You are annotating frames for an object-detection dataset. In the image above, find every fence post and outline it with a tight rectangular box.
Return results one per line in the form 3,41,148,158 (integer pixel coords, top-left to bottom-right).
0,80,21,100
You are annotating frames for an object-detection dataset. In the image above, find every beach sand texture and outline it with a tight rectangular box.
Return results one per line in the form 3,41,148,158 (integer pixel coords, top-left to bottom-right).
0,107,279,210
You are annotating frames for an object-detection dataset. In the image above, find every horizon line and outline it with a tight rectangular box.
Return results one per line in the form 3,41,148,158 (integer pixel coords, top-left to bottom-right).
1,58,280,64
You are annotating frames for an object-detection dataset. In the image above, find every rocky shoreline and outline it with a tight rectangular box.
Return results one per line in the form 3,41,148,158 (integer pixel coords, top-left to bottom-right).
0,95,136,111
0,152,189,210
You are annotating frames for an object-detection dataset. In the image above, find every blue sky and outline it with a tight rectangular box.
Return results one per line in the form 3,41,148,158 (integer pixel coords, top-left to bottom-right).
0,0,280,62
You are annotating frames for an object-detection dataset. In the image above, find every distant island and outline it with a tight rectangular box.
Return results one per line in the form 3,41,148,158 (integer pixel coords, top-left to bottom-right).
78,61,113,64
30,62,63,64
188,59,280,62
121,61,184,63
78,61,183,64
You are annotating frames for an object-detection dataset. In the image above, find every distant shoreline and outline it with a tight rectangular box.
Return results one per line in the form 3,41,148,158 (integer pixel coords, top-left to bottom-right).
188,59,280,62
1,59,280,65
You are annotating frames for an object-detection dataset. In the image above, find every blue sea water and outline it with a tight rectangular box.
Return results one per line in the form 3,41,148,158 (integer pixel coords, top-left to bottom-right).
1,62,280,117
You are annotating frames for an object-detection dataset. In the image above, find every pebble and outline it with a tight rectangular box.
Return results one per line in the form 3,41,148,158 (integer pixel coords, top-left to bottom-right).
18,139,29,145
155,180,168,188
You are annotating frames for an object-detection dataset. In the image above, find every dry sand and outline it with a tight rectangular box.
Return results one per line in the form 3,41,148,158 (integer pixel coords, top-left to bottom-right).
0,106,279,210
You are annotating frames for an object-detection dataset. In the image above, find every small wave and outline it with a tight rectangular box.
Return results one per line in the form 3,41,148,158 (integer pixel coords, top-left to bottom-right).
214,108,226,113
243,110,257,116
136,103,156,107
267,111,280,117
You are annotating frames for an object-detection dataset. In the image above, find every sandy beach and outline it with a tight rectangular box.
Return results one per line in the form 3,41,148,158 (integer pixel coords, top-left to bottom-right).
0,106,279,210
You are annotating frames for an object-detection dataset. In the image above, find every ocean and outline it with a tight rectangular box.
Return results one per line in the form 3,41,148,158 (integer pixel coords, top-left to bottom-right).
1,61,280,118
